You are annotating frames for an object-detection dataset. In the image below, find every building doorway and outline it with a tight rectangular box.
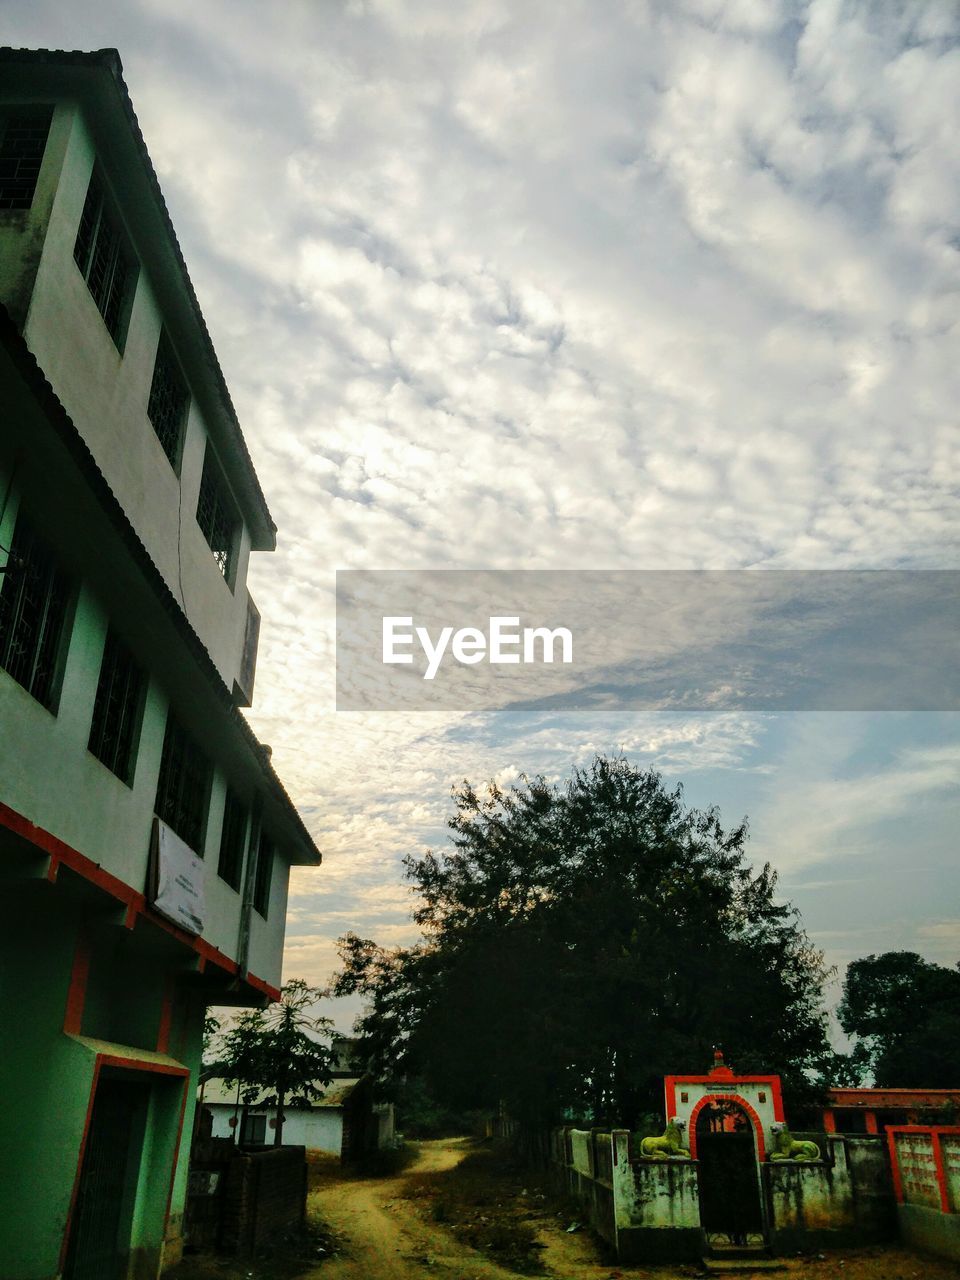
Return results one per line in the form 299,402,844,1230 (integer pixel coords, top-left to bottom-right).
695,1098,765,1249
63,1075,150,1280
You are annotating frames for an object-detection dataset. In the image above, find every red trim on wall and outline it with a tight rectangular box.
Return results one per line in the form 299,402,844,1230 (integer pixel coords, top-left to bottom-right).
156,981,174,1055
830,1087,960,1110
58,1052,192,1269
58,1059,103,1271
823,1109,837,1134
0,801,279,1001
931,1131,950,1214
885,1125,960,1211
886,1128,905,1204
97,1054,189,1077
687,1093,768,1162
245,971,281,1003
63,934,91,1035
665,1074,785,1123
864,1111,879,1136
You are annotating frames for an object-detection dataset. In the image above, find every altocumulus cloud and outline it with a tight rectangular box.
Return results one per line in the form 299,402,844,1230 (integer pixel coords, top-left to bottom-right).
7,0,959,1008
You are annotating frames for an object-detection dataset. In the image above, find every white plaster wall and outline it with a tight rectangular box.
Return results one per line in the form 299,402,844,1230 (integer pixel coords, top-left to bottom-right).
0,565,254,975
206,1104,344,1155
671,1080,780,1148
278,1109,344,1155
4,99,255,690
245,848,289,988
208,1101,242,1140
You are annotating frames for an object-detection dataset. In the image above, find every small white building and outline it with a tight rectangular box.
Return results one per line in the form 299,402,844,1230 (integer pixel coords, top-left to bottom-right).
202,1075,395,1160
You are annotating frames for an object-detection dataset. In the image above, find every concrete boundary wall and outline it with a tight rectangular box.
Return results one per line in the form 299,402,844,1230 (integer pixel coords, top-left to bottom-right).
553,1128,894,1264
553,1128,701,1262
887,1126,960,1263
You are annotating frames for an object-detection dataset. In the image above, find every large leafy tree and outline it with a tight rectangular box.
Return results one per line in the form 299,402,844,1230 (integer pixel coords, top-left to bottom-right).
335,757,832,1131
837,952,960,1087
217,979,336,1146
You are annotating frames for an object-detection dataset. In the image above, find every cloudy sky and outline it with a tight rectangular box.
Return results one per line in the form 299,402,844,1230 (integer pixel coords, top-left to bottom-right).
8,0,959,1030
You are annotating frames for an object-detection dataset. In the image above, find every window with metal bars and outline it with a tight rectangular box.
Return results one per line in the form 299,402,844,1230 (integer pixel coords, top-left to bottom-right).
252,830,274,918
0,106,53,209
196,447,238,582
218,789,248,891
88,629,145,785
73,172,135,347
0,513,71,710
154,713,211,854
147,331,189,468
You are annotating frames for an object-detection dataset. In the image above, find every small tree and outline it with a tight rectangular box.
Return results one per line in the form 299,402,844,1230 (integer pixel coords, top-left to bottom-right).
219,979,335,1146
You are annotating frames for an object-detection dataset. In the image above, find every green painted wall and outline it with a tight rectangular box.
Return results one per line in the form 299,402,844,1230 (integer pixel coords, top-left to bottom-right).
0,896,95,1277
0,873,210,1278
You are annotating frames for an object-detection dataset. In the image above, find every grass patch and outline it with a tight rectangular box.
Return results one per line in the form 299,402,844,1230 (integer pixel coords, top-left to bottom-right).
402,1139,552,1274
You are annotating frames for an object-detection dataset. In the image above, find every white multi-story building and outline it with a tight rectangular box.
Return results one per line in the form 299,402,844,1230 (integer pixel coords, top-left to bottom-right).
0,47,320,1278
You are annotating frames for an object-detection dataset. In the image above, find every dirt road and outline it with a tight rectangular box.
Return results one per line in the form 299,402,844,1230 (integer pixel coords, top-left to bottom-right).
309,1137,554,1280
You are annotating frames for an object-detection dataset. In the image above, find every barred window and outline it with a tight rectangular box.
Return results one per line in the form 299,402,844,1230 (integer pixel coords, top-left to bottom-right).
0,514,71,709
147,332,189,468
73,172,135,347
218,789,248,891
252,830,273,918
0,107,53,209
155,713,211,854
196,448,238,582
88,630,145,785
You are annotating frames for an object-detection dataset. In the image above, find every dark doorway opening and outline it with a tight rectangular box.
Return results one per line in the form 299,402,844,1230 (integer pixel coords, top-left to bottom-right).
696,1099,766,1251
64,1074,150,1280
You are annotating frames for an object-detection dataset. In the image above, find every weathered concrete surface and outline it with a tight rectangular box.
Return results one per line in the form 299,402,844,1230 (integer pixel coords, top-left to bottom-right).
897,1203,960,1263
766,1135,857,1252
846,1137,897,1240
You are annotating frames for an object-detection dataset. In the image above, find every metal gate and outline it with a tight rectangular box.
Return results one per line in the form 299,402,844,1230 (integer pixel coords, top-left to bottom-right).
697,1128,765,1247
63,1077,149,1280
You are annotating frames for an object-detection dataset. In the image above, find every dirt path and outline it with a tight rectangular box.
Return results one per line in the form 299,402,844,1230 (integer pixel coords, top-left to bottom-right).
308,1137,532,1280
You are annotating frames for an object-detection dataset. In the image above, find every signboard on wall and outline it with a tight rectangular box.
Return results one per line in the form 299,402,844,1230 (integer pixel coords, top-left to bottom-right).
893,1132,942,1208
148,818,205,935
